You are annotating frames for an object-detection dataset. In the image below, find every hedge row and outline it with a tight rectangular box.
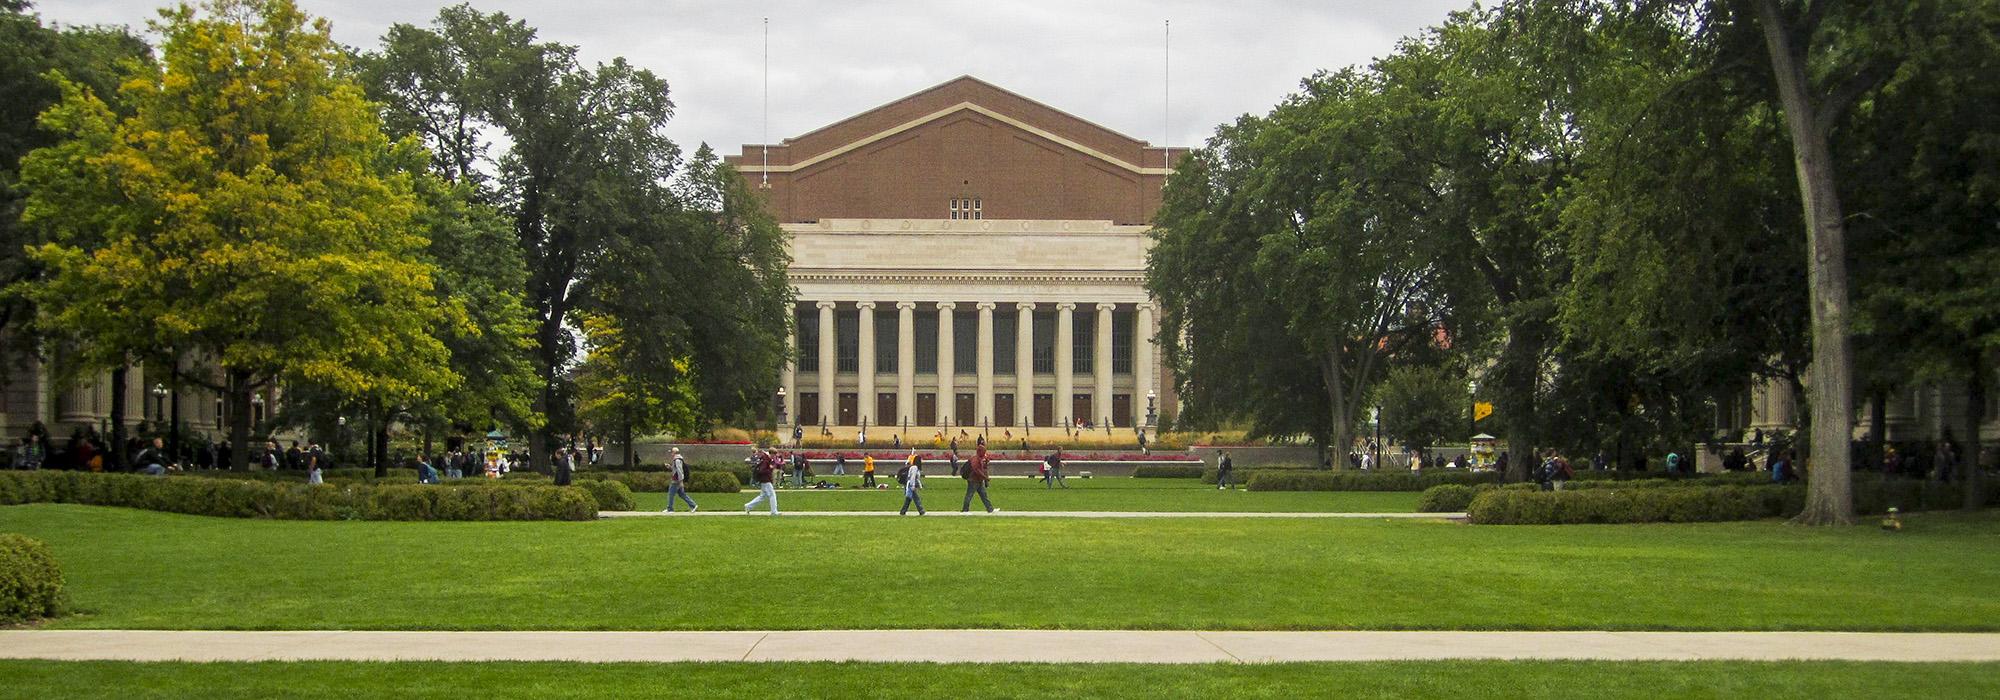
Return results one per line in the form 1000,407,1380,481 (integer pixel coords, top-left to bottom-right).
174,469,628,511
0,534,63,624
1462,478,1999,524
576,470,742,493
0,471,597,521
1132,465,1205,479
1245,470,1506,492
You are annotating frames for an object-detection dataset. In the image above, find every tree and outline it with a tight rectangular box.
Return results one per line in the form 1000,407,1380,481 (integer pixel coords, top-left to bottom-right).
1151,69,1459,459
362,7,791,468
1371,364,1469,455
17,0,455,470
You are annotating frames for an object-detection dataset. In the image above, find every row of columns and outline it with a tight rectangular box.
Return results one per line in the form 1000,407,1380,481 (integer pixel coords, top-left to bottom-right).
791,300,1155,428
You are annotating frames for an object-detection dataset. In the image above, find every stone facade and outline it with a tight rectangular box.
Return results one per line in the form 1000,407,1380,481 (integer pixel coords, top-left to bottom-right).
730,76,1184,431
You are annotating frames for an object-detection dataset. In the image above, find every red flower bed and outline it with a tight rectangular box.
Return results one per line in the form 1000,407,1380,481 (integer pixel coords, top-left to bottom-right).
674,439,752,445
783,450,1196,462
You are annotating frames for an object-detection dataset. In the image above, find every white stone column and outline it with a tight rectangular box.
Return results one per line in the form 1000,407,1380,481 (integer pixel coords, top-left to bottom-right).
1135,302,1155,425
816,301,836,426
1015,302,1035,427
896,302,916,428
1055,302,1075,427
781,318,796,427
1095,303,1115,427
976,302,995,426
936,302,956,426
856,301,876,428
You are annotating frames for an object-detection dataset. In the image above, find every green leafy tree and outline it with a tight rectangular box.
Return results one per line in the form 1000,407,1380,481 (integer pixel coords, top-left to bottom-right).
362,6,792,469
1371,364,1470,454
17,0,455,470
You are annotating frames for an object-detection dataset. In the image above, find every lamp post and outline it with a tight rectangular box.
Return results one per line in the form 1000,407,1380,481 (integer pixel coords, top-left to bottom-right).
774,386,787,439
250,394,265,436
151,383,168,423
336,415,347,465
1371,405,1382,471
1145,388,1157,427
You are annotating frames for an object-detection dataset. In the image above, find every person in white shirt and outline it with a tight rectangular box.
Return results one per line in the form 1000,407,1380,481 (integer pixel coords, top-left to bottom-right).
899,453,926,515
664,447,698,512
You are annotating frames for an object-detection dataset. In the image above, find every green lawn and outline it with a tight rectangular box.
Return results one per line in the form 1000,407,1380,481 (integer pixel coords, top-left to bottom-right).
626,476,1421,512
0,660,1994,699
4,504,1998,632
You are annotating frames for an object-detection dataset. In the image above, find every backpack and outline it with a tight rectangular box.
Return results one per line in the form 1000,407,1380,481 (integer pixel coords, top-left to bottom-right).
896,466,911,485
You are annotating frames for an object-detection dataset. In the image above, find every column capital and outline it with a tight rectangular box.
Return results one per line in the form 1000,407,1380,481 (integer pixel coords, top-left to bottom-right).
1015,302,1037,312
936,301,957,311
1095,302,1119,312
815,300,838,310
1135,302,1156,313
854,301,877,310
1056,302,1076,311
896,301,918,311
976,302,997,311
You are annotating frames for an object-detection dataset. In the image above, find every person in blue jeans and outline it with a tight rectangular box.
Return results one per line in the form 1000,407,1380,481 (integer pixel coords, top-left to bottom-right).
664,447,698,512
900,454,926,515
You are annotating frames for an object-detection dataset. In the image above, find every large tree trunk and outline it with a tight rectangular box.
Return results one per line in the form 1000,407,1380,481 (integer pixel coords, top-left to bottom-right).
109,366,129,470
1755,0,1855,525
373,417,391,478
227,369,253,472
623,421,635,467
1322,350,1353,470
1965,352,1987,510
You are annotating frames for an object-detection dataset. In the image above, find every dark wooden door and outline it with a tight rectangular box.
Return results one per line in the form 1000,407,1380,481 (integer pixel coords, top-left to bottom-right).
916,393,936,426
955,393,975,427
838,393,858,426
799,393,821,427
1072,395,1093,428
1112,394,1132,427
995,394,1016,428
877,393,898,427
1033,394,1053,427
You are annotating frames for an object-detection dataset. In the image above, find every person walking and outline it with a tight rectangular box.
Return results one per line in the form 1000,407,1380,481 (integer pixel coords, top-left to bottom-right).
962,441,996,513
900,453,926,515
744,450,779,515
664,447,698,512
306,444,326,484
553,448,574,486
1046,448,1068,489
834,454,847,476
790,452,809,488
1216,450,1236,490
862,453,878,488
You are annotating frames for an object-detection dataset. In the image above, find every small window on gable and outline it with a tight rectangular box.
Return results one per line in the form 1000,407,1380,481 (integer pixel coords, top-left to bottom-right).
973,198,982,220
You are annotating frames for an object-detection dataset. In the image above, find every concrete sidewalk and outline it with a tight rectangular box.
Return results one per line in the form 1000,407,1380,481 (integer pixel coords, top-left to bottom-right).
599,510,1465,519
3,630,1997,663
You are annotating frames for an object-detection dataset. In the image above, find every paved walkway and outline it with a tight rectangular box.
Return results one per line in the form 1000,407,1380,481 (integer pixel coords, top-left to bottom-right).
3,630,1996,663
600,510,1465,519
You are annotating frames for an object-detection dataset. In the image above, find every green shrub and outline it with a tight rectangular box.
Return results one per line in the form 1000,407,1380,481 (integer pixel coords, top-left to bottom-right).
1199,463,1314,484
1132,465,1204,479
1416,484,1477,512
1246,470,1503,492
574,479,635,511
0,534,64,623
576,472,672,492
685,471,742,493
690,461,754,486
0,471,595,521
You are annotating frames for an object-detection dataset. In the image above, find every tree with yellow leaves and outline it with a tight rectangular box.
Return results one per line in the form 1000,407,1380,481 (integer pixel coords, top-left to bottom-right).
17,0,454,470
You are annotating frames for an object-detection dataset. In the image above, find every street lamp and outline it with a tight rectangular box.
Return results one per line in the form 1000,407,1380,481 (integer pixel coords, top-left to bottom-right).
775,386,787,434
336,415,347,463
151,383,168,422
1145,388,1157,427
1371,405,1382,471
250,394,265,434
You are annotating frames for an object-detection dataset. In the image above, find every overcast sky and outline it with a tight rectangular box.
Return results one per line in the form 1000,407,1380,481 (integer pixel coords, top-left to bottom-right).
36,0,1472,155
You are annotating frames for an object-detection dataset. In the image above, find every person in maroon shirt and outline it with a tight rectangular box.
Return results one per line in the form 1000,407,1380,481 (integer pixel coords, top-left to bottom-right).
743,450,779,515
962,438,997,513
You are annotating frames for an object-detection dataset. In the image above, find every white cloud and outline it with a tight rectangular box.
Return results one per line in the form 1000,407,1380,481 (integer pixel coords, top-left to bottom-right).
34,0,1469,154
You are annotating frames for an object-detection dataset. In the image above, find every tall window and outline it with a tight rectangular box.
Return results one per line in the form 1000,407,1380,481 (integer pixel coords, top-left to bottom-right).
994,313,1017,375
1073,311,1095,373
835,309,859,373
1033,311,1055,372
796,306,819,370
1112,309,1133,374
949,197,983,220
954,309,976,374
914,312,938,373
874,310,898,373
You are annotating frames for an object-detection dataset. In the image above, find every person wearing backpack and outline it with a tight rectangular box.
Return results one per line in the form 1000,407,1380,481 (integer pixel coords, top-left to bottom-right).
899,452,926,515
744,450,779,515
664,447,698,512
1216,451,1236,490
962,440,996,513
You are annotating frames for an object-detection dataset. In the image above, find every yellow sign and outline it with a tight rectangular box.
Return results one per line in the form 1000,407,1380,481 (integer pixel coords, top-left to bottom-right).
1473,402,1494,422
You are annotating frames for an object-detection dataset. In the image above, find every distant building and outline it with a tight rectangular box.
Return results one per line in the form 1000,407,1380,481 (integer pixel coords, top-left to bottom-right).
729,76,1185,430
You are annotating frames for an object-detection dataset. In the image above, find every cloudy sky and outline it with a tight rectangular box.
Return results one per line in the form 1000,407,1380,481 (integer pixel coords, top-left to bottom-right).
36,0,1471,155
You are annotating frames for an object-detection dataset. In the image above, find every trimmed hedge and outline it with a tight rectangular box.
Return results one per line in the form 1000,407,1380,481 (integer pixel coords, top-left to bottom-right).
1132,465,1205,479
691,462,755,486
573,479,634,511
0,471,595,521
1465,478,2000,525
0,534,64,624
1246,470,1505,492
578,471,671,492
1199,463,1314,485
686,471,743,493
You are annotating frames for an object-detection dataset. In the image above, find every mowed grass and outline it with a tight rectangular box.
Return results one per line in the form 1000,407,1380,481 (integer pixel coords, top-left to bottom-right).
3,505,1999,631
0,660,1995,699
626,476,1421,512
